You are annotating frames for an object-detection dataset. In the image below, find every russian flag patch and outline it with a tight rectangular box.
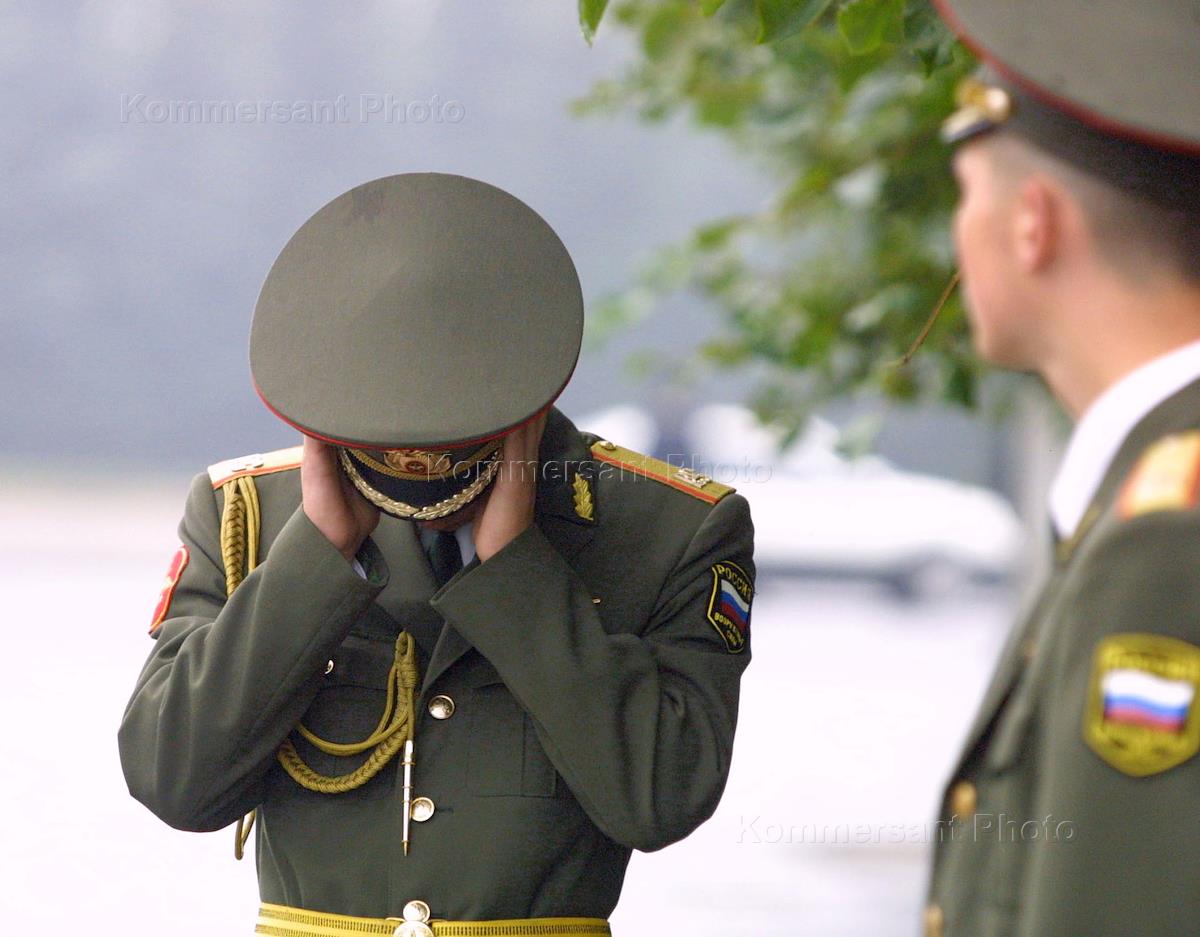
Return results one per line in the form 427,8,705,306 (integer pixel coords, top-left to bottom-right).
706,561,752,654
1085,633,1200,776
1102,669,1192,732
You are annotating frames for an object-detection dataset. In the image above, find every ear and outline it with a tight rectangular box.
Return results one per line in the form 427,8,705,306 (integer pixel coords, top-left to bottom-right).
1012,176,1058,273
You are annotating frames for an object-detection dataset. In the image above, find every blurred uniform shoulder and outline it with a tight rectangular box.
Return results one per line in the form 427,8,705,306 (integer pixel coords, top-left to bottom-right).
207,445,303,488
586,437,736,507
1116,431,1200,522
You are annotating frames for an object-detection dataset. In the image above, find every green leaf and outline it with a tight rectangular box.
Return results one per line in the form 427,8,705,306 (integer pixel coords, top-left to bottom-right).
904,2,960,75
642,5,688,61
702,337,753,366
837,0,904,54
571,0,984,419
694,217,744,249
881,364,919,401
694,79,761,126
578,0,610,44
755,0,834,44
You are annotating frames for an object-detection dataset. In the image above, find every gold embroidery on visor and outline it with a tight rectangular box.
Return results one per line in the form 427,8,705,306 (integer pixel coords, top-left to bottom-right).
339,447,501,520
348,439,502,481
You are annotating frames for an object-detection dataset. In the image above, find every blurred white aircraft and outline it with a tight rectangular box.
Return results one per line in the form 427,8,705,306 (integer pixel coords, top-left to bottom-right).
680,404,1023,596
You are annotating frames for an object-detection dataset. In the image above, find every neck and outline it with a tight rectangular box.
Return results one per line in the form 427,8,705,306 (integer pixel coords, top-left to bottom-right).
1038,280,1200,418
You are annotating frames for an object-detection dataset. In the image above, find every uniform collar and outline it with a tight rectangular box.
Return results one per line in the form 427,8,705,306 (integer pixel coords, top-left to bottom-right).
534,407,596,526
1050,338,1200,538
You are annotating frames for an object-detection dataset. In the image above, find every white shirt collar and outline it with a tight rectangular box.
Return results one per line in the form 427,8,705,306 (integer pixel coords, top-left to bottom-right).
454,522,477,566
1049,339,1200,538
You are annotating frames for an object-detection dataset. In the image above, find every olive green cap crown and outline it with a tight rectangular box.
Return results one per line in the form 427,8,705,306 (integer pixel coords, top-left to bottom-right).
250,173,584,449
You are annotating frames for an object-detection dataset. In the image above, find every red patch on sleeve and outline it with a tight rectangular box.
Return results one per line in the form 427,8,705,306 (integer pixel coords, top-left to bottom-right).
149,545,189,634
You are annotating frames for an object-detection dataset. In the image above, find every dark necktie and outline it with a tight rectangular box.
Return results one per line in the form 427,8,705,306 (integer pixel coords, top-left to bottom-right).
426,530,464,587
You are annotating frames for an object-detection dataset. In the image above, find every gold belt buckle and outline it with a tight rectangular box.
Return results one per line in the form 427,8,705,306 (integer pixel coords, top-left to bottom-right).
387,899,433,937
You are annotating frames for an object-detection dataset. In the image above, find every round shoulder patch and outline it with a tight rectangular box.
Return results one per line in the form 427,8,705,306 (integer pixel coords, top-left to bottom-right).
1084,633,1200,776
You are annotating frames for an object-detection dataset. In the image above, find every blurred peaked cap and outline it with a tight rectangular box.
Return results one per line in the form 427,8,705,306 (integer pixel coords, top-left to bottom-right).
935,0,1200,153
249,172,584,450
935,0,1200,209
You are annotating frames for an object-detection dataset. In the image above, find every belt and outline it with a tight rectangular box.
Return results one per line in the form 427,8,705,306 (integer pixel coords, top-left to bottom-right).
256,902,612,937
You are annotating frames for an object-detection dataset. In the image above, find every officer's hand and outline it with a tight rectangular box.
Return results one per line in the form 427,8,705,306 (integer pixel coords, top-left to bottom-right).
474,411,548,562
301,436,380,563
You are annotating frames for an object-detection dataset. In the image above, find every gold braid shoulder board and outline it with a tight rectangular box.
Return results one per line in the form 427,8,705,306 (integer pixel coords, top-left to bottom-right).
589,440,735,505
207,445,419,859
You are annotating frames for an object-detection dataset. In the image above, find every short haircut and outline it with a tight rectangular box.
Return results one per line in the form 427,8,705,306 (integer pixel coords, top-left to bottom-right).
985,132,1200,285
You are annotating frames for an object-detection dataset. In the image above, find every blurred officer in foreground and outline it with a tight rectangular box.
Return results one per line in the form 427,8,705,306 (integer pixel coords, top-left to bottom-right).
922,2,1200,935
118,174,754,937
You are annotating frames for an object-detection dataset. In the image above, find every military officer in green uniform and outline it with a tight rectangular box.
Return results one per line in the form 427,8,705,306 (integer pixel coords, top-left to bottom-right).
118,174,755,936
924,2,1200,935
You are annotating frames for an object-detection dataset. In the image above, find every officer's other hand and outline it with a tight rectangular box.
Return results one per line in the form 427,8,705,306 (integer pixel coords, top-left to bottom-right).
473,411,548,563
301,436,380,563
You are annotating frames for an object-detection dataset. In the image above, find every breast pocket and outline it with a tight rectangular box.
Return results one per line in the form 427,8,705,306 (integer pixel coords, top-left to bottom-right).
465,679,557,798
284,634,398,799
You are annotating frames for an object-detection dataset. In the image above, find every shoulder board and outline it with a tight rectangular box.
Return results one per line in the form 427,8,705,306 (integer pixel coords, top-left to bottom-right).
1117,431,1200,520
208,445,303,488
590,439,735,505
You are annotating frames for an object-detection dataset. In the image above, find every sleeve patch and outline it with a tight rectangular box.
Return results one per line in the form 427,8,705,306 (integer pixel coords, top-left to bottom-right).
149,545,189,635
706,561,752,654
1084,633,1200,776
1118,432,1200,519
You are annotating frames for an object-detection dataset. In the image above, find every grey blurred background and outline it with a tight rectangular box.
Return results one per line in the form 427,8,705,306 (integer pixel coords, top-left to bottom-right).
0,0,1032,487
4,0,775,470
0,2,1061,934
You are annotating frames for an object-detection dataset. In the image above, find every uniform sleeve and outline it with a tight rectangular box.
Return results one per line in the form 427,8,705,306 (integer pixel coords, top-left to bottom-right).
118,472,388,832
431,492,754,852
1019,512,1200,937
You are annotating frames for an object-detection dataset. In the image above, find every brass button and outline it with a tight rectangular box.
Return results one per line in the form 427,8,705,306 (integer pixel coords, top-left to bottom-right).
402,900,430,922
392,900,433,935
324,659,335,675
924,903,944,937
597,440,617,451
950,780,977,818
428,695,455,720
410,796,436,822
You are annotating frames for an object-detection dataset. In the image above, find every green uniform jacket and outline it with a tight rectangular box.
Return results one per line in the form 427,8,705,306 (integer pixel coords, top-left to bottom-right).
926,379,1200,937
119,410,754,922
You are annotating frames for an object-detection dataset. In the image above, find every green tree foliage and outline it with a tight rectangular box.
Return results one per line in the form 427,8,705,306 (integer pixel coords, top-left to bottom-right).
576,0,983,429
